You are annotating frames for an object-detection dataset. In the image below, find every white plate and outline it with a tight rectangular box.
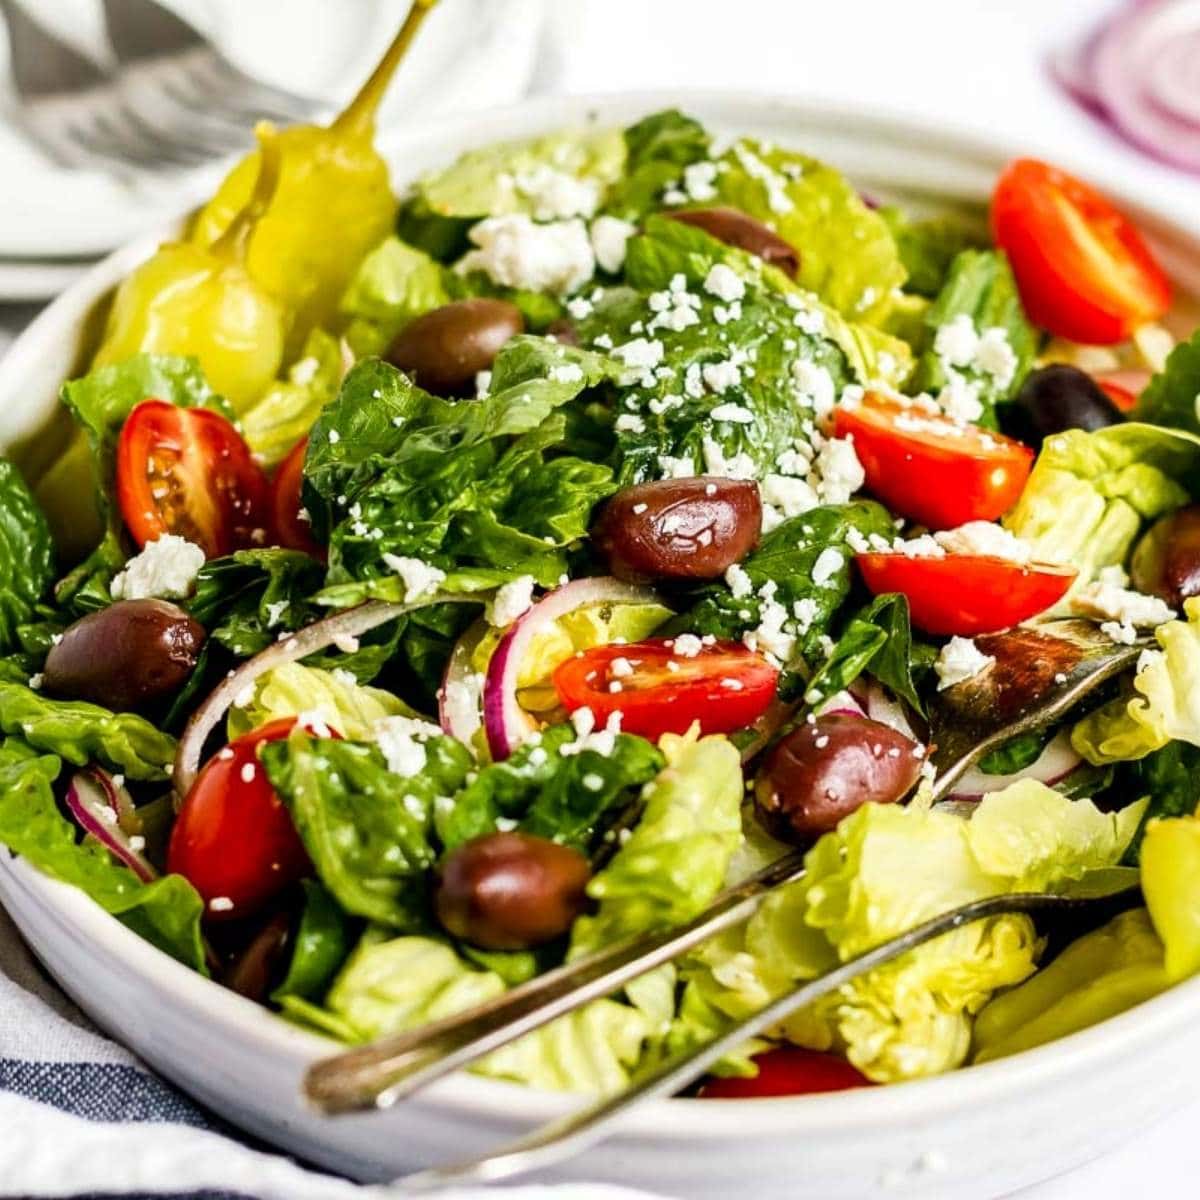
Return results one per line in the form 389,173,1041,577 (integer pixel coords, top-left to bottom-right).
2,90,1200,1200
0,256,97,302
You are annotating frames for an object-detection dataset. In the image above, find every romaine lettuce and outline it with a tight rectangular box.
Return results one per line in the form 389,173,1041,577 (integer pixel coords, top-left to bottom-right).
1135,329,1200,434
0,459,55,655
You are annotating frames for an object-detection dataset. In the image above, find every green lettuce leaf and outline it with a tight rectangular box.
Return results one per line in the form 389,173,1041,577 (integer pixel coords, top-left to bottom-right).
0,740,205,970
606,109,711,219
0,459,55,655
271,878,354,1004
1005,422,1200,597
687,780,1142,1082
1119,740,1200,862
878,207,990,299
0,682,176,781
1135,329,1200,434
568,732,743,959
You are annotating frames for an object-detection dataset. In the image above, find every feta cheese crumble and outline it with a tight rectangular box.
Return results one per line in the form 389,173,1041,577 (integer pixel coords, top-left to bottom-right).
456,215,594,296
110,534,205,601
513,165,601,220
373,715,441,777
590,215,637,273
381,554,447,602
1071,581,1174,629
487,575,537,627
703,263,745,303
933,521,1032,562
935,636,995,690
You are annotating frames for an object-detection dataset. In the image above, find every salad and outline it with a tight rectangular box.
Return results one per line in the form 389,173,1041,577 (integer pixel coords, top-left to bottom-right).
4,98,1200,1101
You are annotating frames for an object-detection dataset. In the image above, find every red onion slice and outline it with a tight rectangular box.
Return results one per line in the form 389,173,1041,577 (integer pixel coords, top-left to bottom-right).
862,680,918,742
483,577,663,760
1049,31,1105,114
814,690,866,719
65,768,157,883
946,729,1083,802
439,618,490,742
175,596,481,796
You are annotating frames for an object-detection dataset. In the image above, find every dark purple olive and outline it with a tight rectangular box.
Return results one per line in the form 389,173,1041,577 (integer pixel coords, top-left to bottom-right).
42,599,205,712
667,207,799,277
1131,505,1200,608
754,714,923,844
435,831,591,951
387,299,524,396
1002,365,1125,448
220,909,292,1003
593,476,762,583
545,318,580,346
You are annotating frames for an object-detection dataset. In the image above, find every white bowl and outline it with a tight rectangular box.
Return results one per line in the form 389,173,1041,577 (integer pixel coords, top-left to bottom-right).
3,91,1200,1200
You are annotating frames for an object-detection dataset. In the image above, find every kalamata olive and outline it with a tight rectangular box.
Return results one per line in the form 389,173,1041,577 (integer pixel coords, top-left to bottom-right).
545,318,580,346
434,831,591,951
667,207,799,278
386,299,524,396
1002,365,1125,448
593,476,762,583
1131,505,1200,608
754,714,923,844
42,599,205,712
220,909,292,1003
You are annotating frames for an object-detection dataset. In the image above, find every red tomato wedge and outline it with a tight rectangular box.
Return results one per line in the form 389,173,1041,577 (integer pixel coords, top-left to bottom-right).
167,717,333,919
116,399,271,558
271,437,323,558
856,553,1077,636
552,637,778,740
992,159,1170,345
699,1048,873,1099
833,394,1034,531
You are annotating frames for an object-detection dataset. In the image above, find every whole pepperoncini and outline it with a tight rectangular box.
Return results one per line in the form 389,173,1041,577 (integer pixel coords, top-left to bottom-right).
92,126,288,412
190,0,439,354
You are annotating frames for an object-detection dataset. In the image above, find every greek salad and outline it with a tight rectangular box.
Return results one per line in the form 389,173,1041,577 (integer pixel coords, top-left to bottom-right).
5,98,1200,1099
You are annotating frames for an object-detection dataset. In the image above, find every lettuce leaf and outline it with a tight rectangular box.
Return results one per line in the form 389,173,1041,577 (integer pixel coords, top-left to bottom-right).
0,681,176,781
0,459,55,655
0,739,205,970
568,732,743,960
1073,599,1200,765
1005,422,1200,597
1135,329,1200,434
686,781,1143,1082
271,878,354,1004
606,109,711,219
878,207,989,299
1119,740,1200,862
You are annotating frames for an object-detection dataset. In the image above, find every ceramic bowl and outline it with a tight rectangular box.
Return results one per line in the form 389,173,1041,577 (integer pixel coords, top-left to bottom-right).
3,91,1199,1200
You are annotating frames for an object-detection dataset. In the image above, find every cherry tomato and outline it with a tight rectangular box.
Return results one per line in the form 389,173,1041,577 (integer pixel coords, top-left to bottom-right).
167,717,331,919
855,553,1077,636
116,399,271,558
552,637,778,740
271,437,323,557
992,159,1170,345
699,1047,872,1099
833,394,1034,530
1095,372,1147,413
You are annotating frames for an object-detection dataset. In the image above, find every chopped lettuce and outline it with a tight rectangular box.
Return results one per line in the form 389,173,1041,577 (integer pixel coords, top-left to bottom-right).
0,740,205,970
878,206,990,299
0,459,55,655
272,878,354,1004
686,781,1143,1082
1120,740,1200,862
1135,329,1200,434
569,732,744,959
606,109,711,219
1005,423,1200,597
1072,599,1200,765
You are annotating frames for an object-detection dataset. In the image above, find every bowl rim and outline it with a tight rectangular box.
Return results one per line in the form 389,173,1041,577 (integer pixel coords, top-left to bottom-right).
3,85,1198,1143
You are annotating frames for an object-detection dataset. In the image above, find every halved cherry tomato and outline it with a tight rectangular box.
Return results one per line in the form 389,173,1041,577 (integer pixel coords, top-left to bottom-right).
167,717,334,919
833,394,1034,530
271,437,323,558
992,159,1170,345
552,637,778,740
116,399,271,558
699,1048,872,1099
856,553,1077,636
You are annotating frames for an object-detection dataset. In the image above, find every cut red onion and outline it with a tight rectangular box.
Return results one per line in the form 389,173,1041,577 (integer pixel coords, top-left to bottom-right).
946,729,1083,802
439,618,489,743
1049,28,1105,114
482,577,663,760
814,689,866,719
862,680,918,742
65,768,157,883
175,596,481,796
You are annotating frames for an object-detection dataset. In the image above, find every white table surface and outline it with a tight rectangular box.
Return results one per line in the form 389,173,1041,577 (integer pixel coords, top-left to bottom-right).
2,2,1199,1196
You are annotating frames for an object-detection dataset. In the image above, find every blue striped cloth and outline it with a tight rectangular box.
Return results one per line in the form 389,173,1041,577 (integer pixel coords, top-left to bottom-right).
0,904,656,1200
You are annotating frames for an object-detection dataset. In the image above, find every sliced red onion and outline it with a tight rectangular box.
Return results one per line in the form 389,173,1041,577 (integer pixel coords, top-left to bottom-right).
439,618,489,742
175,596,480,796
814,689,866,719
483,577,663,760
65,768,157,883
861,680,918,742
1048,27,1106,114
946,729,1083,802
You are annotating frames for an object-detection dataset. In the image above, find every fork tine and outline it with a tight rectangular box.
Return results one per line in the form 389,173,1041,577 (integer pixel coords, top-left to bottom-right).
1,0,107,95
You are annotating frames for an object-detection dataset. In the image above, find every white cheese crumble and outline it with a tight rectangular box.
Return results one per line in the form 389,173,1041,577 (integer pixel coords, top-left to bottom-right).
549,362,584,384
682,160,719,201
724,563,754,600
811,547,845,588
562,707,624,757
615,413,646,433
791,359,837,422
935,636,995,690
381,554,446,602
612,337,665,371
672,633,703,658
513,165,600,220
709,402,754,424
1071,581,1174,628
208,897,234,913
761,474,819,528
703,263,745,303
590,215,637,274
373,714,441,777
110,534,205,601
815,436,865,504
933,314,979,368
933,521,1032,561
457,215,594,296
487,575,537,627
703,360,742,393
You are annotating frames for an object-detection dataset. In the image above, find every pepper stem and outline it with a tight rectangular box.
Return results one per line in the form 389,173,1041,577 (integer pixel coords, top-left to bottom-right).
211,123,283,263
332,0,439,137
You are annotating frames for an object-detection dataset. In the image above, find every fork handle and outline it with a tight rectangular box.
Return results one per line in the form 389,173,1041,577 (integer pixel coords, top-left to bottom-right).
304,849,809,1114
398,892,1086,1192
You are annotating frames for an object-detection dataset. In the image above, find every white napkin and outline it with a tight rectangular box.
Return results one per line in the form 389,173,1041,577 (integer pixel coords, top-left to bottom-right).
0,903,664,1199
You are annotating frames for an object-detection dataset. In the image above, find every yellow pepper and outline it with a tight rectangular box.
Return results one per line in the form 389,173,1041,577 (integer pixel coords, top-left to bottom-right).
1141,808,1200,980
190,1,438,354
92,127,287,412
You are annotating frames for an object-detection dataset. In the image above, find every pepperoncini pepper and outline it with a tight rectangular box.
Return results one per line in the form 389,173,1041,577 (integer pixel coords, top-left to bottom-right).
92,126,287,412
190,0,439,354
